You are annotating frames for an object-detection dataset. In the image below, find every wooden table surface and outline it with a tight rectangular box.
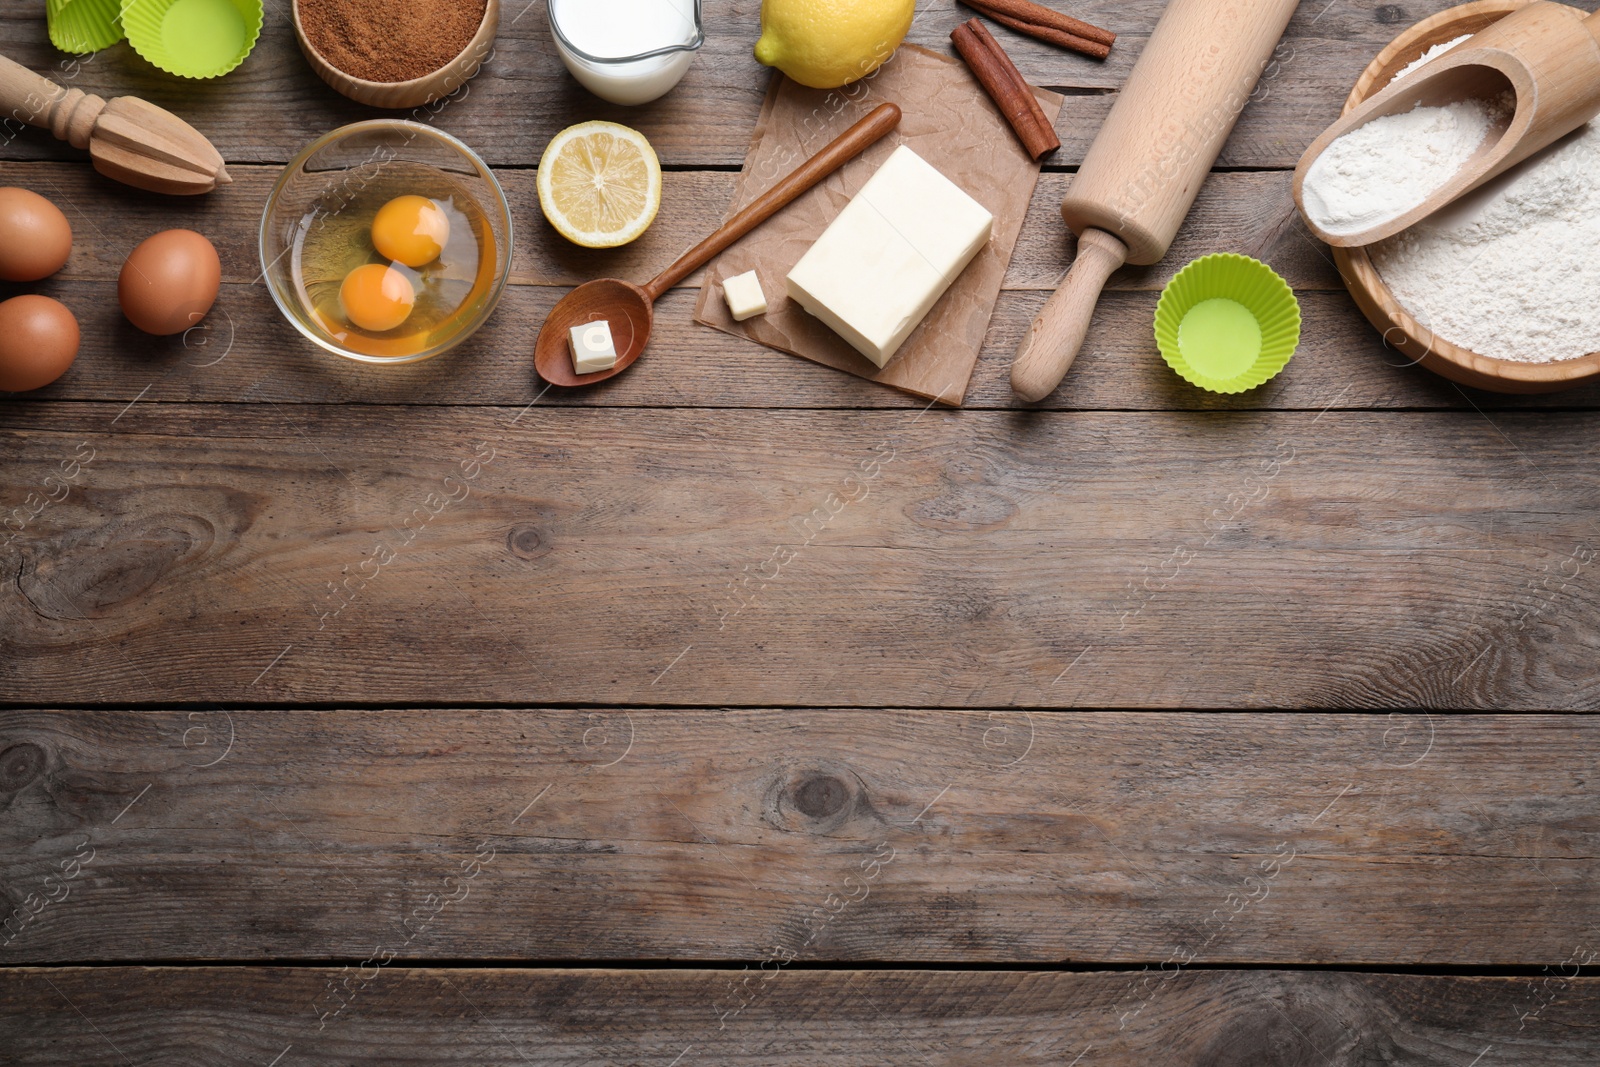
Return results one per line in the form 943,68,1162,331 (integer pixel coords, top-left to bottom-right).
3,0,1598,1062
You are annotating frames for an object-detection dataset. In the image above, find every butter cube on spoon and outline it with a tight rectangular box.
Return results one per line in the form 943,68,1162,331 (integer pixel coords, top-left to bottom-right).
570,320,618,374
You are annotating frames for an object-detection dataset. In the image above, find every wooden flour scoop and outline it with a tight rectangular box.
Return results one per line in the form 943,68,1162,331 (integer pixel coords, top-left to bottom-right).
1293,1,1600,247
1,53,229,195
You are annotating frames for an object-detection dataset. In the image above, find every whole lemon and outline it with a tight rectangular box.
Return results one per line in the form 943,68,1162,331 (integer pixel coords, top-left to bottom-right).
754,0,915,90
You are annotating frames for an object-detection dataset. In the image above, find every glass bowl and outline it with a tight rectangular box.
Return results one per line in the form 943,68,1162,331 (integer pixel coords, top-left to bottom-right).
260,121,513,365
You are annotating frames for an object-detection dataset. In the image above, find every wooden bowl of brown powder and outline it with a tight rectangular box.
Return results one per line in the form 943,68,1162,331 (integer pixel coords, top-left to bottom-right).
294,0,499,109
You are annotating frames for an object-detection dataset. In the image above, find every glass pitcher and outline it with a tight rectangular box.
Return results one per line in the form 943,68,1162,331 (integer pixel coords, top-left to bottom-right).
547,0,706,106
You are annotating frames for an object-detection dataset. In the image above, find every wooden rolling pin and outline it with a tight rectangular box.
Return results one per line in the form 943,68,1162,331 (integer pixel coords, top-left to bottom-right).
1011,0,1301,401
0,53,229,195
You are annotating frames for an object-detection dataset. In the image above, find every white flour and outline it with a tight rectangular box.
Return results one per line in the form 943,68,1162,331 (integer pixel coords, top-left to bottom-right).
1308,31,1599,363
1373,121,1600,363
1394,34,1473,80
1302,98,1501,237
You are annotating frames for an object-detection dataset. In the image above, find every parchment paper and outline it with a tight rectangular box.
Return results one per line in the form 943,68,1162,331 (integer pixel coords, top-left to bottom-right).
693,44,1064,406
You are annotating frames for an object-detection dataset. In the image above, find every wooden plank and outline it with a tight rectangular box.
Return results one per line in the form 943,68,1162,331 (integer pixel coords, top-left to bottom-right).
8,159,1595,412
29,284,1600,412
0,2,1459,169
0,162,1339,292
3,967,1598,1064
12,281,1600,415
0,711,1594,963
3,405,1599,708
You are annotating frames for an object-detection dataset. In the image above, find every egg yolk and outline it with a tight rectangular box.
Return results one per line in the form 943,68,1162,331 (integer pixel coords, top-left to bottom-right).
340,264,416,333
371,195,450,268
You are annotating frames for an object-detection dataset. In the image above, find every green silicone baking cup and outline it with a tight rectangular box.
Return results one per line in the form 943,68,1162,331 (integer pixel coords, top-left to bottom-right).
1154,253,1301,394
121,0,263,79
47,0,124,54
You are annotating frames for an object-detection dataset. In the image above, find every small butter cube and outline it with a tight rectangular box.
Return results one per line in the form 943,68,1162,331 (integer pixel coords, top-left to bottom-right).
570,320,618,374
787,146,994,368
723,270,768,321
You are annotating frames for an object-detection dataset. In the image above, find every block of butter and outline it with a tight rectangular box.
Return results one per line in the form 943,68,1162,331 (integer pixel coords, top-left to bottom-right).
787,145,994,368
570,320,618,375
723,270,768,322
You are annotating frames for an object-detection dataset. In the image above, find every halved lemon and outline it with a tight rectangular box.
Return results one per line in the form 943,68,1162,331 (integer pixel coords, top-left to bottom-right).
537,121,663,249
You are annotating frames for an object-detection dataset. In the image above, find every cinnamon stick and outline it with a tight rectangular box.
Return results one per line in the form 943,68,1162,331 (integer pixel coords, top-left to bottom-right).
982,8,1112,61
951,19,1060,162
959,0,1115,47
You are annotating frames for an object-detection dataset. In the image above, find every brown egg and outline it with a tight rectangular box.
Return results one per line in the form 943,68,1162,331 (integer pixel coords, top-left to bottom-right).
119,229,221,336
0,187,72,282
0,295,80,392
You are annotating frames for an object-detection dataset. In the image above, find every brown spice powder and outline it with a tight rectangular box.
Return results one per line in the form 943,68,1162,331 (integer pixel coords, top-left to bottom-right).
299,0,488,84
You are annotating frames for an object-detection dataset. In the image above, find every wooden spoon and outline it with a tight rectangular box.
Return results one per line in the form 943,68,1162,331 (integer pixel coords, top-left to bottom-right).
535,102,902,388
0,53,229,196
1293,0,1600,247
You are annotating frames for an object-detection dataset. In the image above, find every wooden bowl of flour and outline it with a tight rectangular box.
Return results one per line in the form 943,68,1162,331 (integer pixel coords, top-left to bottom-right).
1334,0,1600,393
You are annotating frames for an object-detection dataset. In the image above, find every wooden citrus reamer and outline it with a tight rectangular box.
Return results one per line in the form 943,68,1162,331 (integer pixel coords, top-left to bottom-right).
1011,0,1301,403
1294,1,1600,247
0,53,229,195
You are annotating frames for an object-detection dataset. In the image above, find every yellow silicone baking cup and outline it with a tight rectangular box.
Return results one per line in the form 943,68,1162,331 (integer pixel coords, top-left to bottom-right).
47,0,124,54
121,0,263,79
1155,253,1301,394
